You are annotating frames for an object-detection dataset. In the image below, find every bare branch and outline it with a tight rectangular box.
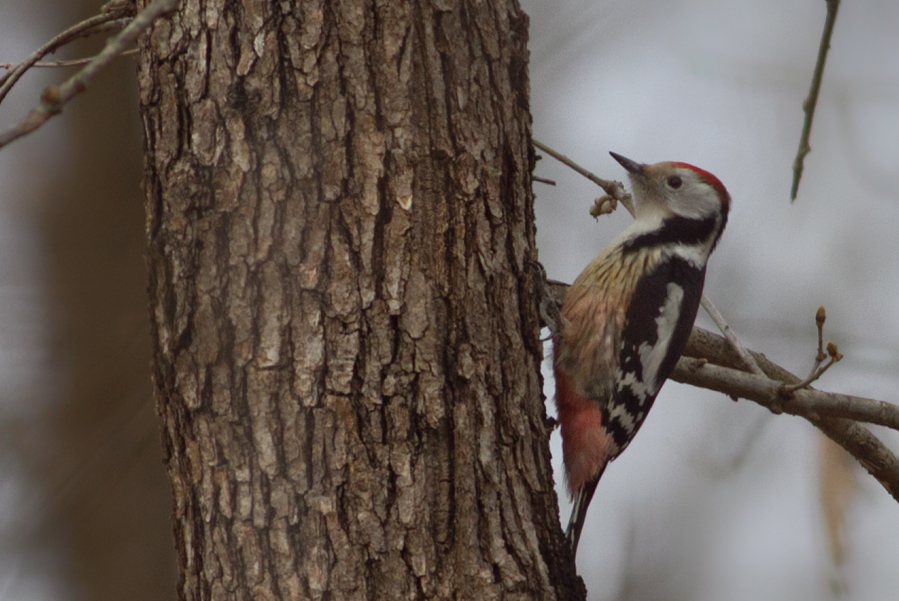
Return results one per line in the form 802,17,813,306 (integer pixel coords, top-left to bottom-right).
674,356,899,502
782,355,839,393
816,304,827,362
0,48,138,70
791,0,841,201
0,15,132,104
782,305,842,393
673,353,899,433
700,295,764,376
532,138,635,216
678,326,899,502
0,0,176,151
680,327,896,427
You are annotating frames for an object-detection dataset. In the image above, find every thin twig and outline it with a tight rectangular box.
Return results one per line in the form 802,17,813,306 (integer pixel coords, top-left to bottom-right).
815,305,827,362
0,0,177,151
791,0,841,201
533,176,556,186
0,48,138,70
781,305,842,393
532,138,634,216
700,296,764,376
0,15,132,104
806,304,828,378
781,356,838,393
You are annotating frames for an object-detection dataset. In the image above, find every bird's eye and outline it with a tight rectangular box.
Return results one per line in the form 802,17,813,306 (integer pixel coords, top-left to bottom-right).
667,175,682,189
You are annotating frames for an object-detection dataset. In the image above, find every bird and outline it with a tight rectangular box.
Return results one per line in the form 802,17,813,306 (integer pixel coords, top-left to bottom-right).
553,151,730,557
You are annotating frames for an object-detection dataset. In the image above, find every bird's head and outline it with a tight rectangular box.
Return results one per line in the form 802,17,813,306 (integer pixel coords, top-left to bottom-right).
611,152,730,222
610,151,730,251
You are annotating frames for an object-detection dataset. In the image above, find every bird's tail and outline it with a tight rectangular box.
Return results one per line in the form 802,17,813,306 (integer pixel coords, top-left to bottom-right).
565,467,605,557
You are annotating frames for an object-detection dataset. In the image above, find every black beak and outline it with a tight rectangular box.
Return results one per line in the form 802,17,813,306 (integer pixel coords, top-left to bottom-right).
609,152,644,175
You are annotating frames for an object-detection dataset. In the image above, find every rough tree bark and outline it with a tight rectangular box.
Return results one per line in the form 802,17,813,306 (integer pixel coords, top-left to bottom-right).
137,0,581,599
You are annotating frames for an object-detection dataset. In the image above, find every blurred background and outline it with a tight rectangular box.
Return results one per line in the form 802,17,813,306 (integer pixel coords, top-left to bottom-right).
0,2,174,600
0,0,897,600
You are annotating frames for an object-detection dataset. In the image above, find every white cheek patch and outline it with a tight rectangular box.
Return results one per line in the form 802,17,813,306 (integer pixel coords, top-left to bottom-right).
637,282,684,395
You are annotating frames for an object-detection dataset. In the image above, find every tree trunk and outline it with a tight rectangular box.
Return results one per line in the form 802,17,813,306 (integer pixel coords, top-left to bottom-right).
137,0,581,598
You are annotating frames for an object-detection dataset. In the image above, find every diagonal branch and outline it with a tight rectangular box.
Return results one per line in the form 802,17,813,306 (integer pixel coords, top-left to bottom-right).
0,0,177,151
700,295,763,376
790,0,841,201
0,14,132,104
673,356,899,503
532,138,635,216
679,326,899,431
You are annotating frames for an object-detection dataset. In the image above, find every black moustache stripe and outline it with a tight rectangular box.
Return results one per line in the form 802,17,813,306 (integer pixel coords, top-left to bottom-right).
622,215,720,253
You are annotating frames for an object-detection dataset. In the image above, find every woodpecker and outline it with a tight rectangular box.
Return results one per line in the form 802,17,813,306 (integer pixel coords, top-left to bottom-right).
554,152,729,557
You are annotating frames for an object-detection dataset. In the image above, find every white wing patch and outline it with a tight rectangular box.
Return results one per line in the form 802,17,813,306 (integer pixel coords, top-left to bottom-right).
671,244,709,269
637,282,684,395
